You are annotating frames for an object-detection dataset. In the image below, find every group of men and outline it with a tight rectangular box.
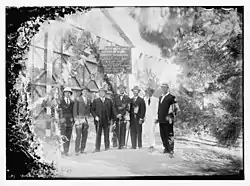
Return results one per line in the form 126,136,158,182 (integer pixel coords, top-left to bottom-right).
58,83,180,158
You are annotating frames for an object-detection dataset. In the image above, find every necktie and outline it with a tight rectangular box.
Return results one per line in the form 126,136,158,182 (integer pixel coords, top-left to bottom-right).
148,98,151,106
67,98,70,105
134,97,136,102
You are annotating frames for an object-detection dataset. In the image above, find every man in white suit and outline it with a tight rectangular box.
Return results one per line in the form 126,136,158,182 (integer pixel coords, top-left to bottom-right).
144,87,158,151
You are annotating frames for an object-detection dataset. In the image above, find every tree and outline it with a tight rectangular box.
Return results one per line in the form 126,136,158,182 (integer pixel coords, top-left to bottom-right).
6,6,91,178
129,7,243,145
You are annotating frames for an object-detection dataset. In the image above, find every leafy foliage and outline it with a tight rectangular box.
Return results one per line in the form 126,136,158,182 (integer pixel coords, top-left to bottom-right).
6,6,91,178
129,7,243,146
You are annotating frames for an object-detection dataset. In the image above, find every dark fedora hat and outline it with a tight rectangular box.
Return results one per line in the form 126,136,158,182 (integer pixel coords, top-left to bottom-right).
131,85,141,92
117,84,126,90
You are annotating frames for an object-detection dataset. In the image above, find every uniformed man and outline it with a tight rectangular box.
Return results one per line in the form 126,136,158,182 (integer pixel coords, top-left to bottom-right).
91,87,117,152
73,87,91,155
129,86,146,149
155,83,180,158
113,85,130,149
58,87,75,156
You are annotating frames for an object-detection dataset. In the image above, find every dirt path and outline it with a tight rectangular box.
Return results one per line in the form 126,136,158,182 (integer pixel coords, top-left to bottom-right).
41,131,243,177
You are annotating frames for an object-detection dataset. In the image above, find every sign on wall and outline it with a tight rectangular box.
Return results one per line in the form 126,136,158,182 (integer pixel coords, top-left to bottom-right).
99,46,132,74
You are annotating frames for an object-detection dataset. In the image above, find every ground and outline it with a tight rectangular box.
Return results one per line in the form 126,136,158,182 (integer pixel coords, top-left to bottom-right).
35,121,243,178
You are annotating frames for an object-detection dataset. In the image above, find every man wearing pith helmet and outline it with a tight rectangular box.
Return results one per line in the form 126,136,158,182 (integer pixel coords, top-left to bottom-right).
113,84,130,149
58,87,75,156
155,83,180,158
91,87,117,153
129,85,146,149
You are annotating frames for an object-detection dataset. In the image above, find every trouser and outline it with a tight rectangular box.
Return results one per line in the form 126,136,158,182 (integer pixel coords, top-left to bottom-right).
60,118,73,153
75,122,89,153
130,116,142,149
145,120,155,147
116,119,126,148
159,122,174,152
95,123,110,150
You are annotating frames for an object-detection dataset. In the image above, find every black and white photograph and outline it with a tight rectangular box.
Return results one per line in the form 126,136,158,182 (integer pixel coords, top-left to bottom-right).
5,4,245,181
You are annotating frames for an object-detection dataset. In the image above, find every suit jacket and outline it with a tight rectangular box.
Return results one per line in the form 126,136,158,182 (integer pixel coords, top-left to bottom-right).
91,97,117,124
129,96,146,121
157,93,176,123
73,96,91,118
58,97,74,126
114,94,130,116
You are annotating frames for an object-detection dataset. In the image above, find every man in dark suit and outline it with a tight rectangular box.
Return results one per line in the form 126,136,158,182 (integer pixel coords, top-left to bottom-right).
113,85,130,149
129,86,146,149
91,87,117,152
58,87,75,156
73,87,91,155
155,83,180,158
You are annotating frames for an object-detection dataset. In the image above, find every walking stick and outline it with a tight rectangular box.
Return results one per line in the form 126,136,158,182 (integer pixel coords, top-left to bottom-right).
118,118,121,147
95,120,100,151
125,120,130,148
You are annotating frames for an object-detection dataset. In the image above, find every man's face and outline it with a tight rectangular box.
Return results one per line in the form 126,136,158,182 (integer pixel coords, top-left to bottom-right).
81,90,87,97
64,91,71,98
161,86,169,94
106,94,111,99
133,90,139,97
119,88,125,95
147,91,153,97
99,90,106,98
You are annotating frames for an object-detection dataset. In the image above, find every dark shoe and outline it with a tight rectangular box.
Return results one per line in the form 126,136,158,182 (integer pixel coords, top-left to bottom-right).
163,149,168,154
64,152,69,156
149,146,154,152
105,148,109,151
131,147,136,149
80,150,85,154
75,152,80,156
169,151,174,158
92,149,100,153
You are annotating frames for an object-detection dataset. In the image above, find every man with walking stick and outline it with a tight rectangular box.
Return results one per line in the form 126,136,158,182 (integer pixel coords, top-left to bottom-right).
113,85,130,149
91,87,117,153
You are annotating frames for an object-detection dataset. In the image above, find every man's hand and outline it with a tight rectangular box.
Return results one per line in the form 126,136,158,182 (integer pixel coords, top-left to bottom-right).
154,119,159,124
139,118,143,125
95,116,99,121
117,114,122,119
126,121,130,129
